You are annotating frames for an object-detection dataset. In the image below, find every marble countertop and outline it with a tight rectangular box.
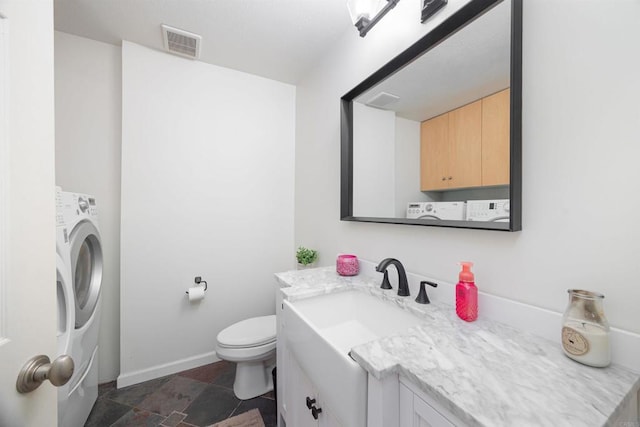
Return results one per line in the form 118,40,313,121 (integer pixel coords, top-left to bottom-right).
275,266,640,427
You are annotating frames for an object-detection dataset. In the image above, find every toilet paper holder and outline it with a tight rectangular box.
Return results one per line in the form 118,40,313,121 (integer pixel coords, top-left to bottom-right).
185,276,208,294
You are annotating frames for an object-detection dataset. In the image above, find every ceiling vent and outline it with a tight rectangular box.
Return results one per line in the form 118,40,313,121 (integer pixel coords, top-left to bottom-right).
161,24,202,60
366,91,400,109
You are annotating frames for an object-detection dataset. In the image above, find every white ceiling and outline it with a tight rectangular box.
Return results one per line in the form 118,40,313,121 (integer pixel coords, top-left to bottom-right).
54,0,354,84
355,0,511,122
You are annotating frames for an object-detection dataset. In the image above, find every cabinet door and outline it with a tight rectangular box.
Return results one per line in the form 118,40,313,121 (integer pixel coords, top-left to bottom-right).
412,394,455,427
318,406,342,427
287,354,343,427
287,354,319,427
399,383,455,427
481,88,510,186
448,100,482,189
420,113,450,191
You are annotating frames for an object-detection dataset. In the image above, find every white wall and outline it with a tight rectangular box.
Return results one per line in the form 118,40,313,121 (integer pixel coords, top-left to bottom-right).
295,0,640,334
353,102,395,217
54,31,122,383
119,42,295,385
394,117,426,217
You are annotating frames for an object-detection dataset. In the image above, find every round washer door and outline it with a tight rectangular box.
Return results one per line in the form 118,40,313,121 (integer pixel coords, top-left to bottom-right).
69,220,103,329
56,252,74,355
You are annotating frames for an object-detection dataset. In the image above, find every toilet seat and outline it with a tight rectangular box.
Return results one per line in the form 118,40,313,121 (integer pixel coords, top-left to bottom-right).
216,340,276,362
217,315,276,348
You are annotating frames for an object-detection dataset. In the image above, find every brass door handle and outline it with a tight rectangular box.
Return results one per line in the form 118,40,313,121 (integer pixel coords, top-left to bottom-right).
16,355,74,393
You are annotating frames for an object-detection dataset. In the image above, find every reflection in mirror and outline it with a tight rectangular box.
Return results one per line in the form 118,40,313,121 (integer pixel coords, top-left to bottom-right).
341,0,522,231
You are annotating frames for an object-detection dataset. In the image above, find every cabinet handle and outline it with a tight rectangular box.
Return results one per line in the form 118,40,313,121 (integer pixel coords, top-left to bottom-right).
306,396,316,409
448,176,452,180
441,177,446,181
306,396,322,419
311,405,323,419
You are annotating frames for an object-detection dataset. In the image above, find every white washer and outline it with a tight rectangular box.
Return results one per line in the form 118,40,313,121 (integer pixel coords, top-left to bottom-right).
466,199,510,222
56,188,74,369
58,190,103,427
406,201,467,220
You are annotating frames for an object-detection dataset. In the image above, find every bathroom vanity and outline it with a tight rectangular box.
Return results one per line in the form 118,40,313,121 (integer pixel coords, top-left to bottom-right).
274,266,640,427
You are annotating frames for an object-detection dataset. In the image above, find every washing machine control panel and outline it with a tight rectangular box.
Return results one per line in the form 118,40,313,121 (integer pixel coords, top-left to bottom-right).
76,196,98,215
407,202,433,219
78,197,89,213
61,192,99,220
466,199,510,222
56,187,65,227
407,202,466,220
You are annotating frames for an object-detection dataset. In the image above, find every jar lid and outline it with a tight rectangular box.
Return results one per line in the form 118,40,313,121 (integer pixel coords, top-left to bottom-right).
567,289,604,299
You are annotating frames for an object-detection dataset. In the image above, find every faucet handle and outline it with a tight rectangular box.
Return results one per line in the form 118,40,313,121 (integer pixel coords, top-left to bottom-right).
415,281,438,304
380,270,392,290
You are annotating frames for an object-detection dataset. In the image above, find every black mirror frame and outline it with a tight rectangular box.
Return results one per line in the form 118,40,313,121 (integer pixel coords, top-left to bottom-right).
340,0,522,231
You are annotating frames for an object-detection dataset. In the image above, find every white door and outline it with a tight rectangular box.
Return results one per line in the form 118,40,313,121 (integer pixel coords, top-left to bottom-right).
0,3,59,426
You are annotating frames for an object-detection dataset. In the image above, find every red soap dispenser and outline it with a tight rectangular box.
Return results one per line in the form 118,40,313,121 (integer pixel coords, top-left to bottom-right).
456,262,478,322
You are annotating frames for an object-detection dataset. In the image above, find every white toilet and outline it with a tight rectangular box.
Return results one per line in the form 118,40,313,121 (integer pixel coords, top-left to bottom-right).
215,314,277,400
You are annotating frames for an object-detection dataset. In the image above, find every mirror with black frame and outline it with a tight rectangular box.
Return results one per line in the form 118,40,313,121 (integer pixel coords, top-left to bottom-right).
341,0,522,231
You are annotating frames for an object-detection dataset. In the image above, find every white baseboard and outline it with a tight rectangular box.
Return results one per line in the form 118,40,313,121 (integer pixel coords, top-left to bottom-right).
116,351,220,389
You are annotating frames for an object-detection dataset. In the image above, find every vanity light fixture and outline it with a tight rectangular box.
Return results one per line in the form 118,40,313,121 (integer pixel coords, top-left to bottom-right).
347,0,400,37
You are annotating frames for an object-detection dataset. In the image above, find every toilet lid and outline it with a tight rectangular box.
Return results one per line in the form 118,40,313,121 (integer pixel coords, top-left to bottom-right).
217,315,276,348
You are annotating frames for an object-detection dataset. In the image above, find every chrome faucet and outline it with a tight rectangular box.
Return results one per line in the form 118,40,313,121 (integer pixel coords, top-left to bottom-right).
375,258,410,297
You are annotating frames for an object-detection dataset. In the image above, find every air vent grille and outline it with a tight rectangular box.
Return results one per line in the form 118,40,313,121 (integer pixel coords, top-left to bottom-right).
365,92,400,109
161,24,201,59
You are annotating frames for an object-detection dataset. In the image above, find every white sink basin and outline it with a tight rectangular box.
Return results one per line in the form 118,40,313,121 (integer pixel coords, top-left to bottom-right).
283,290,423,427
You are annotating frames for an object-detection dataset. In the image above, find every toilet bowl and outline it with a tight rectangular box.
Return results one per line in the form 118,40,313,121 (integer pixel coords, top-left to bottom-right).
215,315,277,400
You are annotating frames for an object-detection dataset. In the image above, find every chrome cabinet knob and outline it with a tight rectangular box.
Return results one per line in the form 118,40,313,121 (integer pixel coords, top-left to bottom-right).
16,355,74,393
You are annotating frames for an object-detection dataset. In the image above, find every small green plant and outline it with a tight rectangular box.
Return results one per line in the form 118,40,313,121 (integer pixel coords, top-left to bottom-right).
296,247,318,266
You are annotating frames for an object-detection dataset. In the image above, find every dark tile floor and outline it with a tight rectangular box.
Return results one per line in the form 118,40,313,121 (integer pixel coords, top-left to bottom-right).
85,360,276,427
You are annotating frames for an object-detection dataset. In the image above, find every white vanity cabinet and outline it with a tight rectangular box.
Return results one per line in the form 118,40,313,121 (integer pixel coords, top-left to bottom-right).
277,288,341,427
285,352,342,427
276,289,287,426
275,269,640,427
368,374,467,427
399,378,466,427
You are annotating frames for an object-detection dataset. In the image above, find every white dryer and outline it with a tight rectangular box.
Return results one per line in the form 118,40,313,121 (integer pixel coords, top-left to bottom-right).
56,188,74,365
58,190,103,427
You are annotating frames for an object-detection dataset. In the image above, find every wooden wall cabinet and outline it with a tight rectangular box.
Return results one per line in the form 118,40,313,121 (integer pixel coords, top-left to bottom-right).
420,89,510,191
481,88,510,186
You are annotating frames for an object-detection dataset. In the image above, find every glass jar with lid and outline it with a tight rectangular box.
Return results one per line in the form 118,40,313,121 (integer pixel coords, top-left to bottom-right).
561,289,610,367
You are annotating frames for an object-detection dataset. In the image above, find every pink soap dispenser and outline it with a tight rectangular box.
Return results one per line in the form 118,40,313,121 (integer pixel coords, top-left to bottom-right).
456,262,478,322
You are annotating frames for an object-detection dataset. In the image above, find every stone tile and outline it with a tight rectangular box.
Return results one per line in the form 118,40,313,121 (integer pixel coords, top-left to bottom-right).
183,384,241,426
84,397,131,427
104,376,173,407
111,408,166,427
161,411,187,427
233,397,277,427
210,363,236,390
259,391,274,400
178,361,234,384
137,376,208,417
209,408,264,427
98,380,117,399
